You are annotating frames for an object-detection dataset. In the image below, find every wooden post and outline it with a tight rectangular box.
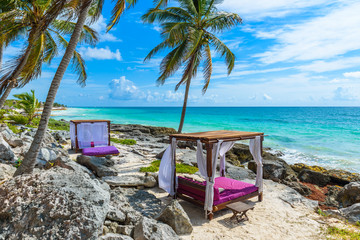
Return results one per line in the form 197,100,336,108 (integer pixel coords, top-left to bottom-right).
258,135,264,202
205,142,214,220
108,121,111,146
75,122,79,153
173,137,177,199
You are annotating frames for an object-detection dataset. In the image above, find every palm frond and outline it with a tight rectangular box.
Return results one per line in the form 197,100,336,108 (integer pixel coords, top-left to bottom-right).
207,33,235,75
202,43,212,94
108,0,138,31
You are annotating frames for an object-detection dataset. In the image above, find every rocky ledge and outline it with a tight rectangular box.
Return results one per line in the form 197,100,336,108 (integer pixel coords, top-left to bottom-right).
1,123,359,240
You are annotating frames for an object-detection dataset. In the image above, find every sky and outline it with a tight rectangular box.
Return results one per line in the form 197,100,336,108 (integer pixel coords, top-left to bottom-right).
3,0,360,107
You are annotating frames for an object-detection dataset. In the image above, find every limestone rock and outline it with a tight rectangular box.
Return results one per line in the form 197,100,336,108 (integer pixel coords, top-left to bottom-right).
0,136,16,162
340,203,360,223
52,130,70,144
77,155,117,177
226,164,256,180
248,159,297,182
0,167,110,240
298,169,331,187
0,163,16,181
103,175,156,188
133,217,179,240
99,233,133,240
156,200,193,235
337,182,360,208
36,147,57,166
107,206,126,223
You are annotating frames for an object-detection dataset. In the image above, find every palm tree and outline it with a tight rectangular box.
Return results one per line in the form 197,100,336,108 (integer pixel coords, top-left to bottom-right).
0,0,69,109
14,0,171,176
0,0,98,109
13,90,41,124
143,0,241,133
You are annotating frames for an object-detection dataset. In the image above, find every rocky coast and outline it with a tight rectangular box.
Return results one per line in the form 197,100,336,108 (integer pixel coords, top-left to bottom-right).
0,122,360,239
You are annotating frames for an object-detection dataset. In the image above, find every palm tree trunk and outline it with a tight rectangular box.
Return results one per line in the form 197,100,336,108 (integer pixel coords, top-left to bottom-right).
14,1,92,176
0,44,3,71
0,81,15,107
178,78,191,133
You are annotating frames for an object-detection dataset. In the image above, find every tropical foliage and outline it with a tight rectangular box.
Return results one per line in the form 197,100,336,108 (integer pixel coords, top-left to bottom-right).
0,0,99,108
143,0,241,132
13,90,41,124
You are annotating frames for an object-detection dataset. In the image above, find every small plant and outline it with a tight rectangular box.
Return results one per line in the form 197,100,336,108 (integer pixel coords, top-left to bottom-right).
13,90,41,124
317,209,328,217
140,160,199,174
356,221,360,228
0,110,7,120
111,138,137,145
9,114,29,125
6,123,21,134
327,226,360,239
14,159,23,168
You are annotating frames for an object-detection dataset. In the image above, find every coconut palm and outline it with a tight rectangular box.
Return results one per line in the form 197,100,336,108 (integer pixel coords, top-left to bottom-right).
14,0,172,176
0,0,99,109
13,90,41,124
0,0,69,109
143,0,241,133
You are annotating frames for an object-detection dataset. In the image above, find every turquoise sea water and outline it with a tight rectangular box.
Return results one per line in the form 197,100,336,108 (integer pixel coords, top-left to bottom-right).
52,107,360,173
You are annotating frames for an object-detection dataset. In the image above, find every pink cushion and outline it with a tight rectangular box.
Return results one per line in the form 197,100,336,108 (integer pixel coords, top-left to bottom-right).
82,146,119,156
177,176,258,206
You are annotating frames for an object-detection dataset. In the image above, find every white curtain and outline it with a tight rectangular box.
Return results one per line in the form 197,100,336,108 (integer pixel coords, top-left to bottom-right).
77,123,92,149
219,141,236,176
249,136,263,193
159,138,177,196
70,122,76,148
91,122,108,146
196,140,221,212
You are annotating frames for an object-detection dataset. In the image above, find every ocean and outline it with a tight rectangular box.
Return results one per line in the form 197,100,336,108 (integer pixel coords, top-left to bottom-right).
52,107,360,173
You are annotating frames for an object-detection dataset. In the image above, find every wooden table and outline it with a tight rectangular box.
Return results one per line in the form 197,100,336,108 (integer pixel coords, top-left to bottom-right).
226,201,255,222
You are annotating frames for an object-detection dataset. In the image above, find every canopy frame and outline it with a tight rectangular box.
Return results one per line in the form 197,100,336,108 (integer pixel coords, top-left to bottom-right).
168,130,264,220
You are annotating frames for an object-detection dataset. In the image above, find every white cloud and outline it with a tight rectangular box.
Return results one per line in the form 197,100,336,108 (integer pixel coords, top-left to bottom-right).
343,71,360,78
109,76,144,100
164,91,183,102
220,0,331,20
254,2,360,64
79,47,122,61
333,87,357,101
89,15,121,42
298,57,360,73
263,94,272,100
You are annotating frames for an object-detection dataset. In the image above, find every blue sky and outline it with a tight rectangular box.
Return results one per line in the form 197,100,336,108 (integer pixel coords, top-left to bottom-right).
4,0,360,107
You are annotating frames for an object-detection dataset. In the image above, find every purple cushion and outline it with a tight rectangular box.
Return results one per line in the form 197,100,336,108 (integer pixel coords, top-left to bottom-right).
177,176,258,206
82,146,119,156
213,177,258,205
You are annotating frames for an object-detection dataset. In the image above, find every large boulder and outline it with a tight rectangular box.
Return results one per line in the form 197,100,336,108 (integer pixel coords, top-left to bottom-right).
77,155,117,177
133,217,179,240
36,147,58,167
0,167,110,240
156,200,193,235
0,163,16,181
0,135,16,162
52,130,70,144
248,159,297,182
226,164,256,180
103,175,156,188
340,203,360,223
100,233,133,240
298,169,331,187
336,182,360,208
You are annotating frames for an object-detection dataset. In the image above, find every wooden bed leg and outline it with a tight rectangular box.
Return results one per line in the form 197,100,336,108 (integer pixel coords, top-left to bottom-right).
258,192,263,202
207,211,214,221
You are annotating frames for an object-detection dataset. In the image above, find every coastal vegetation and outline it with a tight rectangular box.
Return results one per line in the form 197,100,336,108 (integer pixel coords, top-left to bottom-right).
111,138,137,145
143,0,241,132
13,90,41,124
140,160,199,174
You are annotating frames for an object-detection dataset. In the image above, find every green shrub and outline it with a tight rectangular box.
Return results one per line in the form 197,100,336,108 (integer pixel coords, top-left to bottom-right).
14,159,22,168
25,118,69,131
0,110,6,120
111,138,137,145
9,114,28,125
140,160,198,174
6,123,21,134
327,226,360,239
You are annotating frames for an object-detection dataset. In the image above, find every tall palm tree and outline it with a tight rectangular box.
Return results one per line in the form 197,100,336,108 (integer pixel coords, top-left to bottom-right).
13,90,41,124
143,0,242,133
14,0,171,176
0,0,69,109
14,0,97,176
0,0,99,108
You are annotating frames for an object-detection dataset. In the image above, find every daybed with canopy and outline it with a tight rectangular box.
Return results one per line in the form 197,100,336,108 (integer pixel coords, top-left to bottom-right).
70,120,119,156
159,130,264,220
